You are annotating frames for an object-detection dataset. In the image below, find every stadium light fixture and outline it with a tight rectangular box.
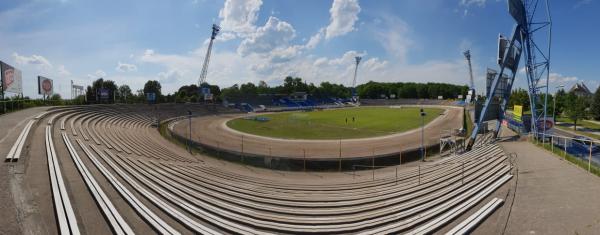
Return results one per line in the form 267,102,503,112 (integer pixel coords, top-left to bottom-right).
188,110,192,153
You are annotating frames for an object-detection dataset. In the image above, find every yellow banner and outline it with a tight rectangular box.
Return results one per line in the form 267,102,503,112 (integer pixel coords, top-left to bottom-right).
514,105,523,122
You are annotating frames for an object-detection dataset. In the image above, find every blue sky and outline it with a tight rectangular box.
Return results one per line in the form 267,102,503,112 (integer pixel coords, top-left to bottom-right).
0,0,597,98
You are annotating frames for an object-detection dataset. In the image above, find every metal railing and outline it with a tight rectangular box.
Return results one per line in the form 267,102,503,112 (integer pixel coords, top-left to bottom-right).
351,152,511,185
530,132,600,175
0,99,85,114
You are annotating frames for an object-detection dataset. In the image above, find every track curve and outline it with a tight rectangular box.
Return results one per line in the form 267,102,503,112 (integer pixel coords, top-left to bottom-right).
173,105,464,159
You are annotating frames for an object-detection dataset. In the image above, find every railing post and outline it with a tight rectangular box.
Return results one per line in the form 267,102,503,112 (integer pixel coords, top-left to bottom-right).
303,149,306,172
395,166,398,185
339,139,342,172
418,165,421,185
564,137,567,158
217,141,220,157
551,136,554,153
461,162,465,185
241,135,244,162
399,150,402,165
542,132,546,146
589,141,592,172
372,167,375,181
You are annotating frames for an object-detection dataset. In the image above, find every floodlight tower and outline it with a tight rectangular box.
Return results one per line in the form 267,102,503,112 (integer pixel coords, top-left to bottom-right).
351,56,361,102
466,0,552,150
197,24,220,87
463,50,475,103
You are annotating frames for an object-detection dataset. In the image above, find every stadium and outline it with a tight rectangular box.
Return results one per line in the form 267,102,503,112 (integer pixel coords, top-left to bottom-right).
2,0,600,235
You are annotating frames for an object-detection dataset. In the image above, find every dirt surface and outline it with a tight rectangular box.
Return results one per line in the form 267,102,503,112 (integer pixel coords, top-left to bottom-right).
173,105,464,159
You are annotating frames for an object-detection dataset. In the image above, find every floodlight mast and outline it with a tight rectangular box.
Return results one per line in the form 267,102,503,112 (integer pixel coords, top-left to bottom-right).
463,50,475,102
466,0,551,150
351,56,362,101
197,24,220,87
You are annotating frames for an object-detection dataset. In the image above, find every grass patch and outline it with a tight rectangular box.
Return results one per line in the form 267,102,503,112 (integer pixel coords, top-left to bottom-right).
227,107,444,139
555,117,600,140
555,125,600,140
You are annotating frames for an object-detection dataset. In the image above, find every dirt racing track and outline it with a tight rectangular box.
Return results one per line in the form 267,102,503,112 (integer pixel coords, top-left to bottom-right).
1,104,514,234
173,106,464,160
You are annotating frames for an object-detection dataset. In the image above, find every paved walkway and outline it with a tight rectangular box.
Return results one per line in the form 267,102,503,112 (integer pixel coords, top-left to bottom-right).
499,141,600,234
0,107,50,235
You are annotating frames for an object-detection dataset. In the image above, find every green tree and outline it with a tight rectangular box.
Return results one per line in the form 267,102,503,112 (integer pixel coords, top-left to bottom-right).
565,92,587,131
508,88,530,111
49,94,62,101
118,85,132,103
591,87,600,120
85,78,118,103
143,80,162,97
554,89,567,117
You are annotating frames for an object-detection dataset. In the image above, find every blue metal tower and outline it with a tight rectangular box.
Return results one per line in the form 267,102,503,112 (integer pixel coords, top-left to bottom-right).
467,0,552,150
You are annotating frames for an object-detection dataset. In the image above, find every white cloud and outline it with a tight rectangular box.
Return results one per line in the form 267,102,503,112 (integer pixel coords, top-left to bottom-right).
116,62,138,72
363,58,388,72
96,70,107,77
304,28,324,50
372,16,413,62
459,0,487,7
12,53,53,69
325,0,361,40
57,65,71,76
238,16,296,56
314,57,328,67
158,70,183,84
326,50,366,66
88,70,107,79
218,0,262,35
549,73,578,83
574,0,592,9
143,49,155,57
215,32,237,42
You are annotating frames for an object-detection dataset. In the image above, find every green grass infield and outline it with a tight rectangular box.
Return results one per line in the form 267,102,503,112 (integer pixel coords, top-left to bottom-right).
226,106,444,140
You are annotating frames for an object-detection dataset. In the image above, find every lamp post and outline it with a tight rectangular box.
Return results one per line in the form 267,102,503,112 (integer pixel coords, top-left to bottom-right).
553,85,564,123
420,108,427,161
187,110,192,154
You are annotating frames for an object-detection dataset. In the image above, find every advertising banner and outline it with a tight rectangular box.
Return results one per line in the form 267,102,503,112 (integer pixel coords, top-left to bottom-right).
38,76,54,95
146,92,156,102
536,117,554,131
1,61,23,94
99,88,109,100
513,105,523,122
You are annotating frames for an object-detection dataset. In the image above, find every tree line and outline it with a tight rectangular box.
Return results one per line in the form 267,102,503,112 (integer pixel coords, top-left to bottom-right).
508,87,600,130
220,76,469,101
76,76,470,104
